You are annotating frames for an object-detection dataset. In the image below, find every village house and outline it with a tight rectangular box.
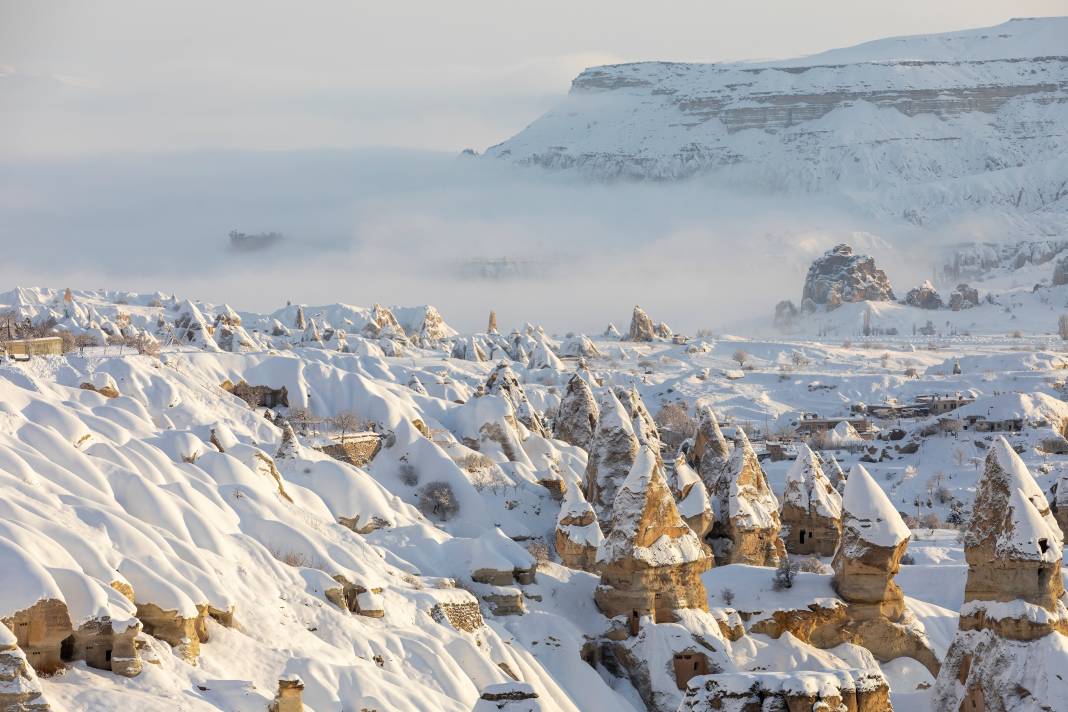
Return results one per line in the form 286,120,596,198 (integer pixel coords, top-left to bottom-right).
793,412,876,441
2,336,64,360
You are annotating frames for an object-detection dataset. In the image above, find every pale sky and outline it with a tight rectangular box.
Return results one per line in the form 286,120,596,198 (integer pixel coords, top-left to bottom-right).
2,0,1067,156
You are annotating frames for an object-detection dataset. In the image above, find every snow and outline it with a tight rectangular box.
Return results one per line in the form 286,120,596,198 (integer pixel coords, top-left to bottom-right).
841,464,910,548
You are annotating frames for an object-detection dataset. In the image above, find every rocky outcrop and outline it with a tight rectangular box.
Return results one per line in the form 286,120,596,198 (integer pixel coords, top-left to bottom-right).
135,602,207,665
935,438,1068,711
669,455,714,538
802,244,895,310
487,310,498,334
594,447,711,625
779,445,842,556
628,306,656,342
617,385,660,453
559,334,601,358
817,464,938,676
0,627,50,712
483,363,549,437
269,676,305,712
555,486,604,572
689,407,731,497
711,429,784,567
948,282,980,311
678,670,892,712
773,299,799,329
585,390,641,523
904,280,943,309
552,374,600,449
473,682,543,712
1,599,72,675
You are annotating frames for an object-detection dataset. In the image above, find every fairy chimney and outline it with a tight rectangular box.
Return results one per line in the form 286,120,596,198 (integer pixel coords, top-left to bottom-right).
670,455,714,538
628,306,656,342
555,485,604,572
689,407,732,513
585,390,641,524
960,438,1065,618
269,676,305,712
553,374,600,450
819,464,939,676
617,385,660,453
780,445,843,556
713,429,784,567
934,438,1068,710
594,447,712,626
487,310,498,334
483,362,549,437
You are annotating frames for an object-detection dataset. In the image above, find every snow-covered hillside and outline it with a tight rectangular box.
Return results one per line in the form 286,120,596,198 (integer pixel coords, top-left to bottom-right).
5,286,1068,711
486,17,1068,230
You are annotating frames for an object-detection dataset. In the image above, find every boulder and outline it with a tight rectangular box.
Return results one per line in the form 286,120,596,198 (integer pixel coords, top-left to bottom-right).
779,444,843,556
594,447,711,625
473,682,543,712
628,306,656,342
552,374,600,450
801,244,895,310
0,627,50,711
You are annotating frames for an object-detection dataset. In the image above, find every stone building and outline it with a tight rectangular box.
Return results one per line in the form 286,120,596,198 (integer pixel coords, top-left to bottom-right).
554,485,604,572
552,374,600,450
594,447,711,627
816,464,938,676
678,670,893,712
934,438,1068,711
779,444,843,556
585,391,641,524
710,430,784,567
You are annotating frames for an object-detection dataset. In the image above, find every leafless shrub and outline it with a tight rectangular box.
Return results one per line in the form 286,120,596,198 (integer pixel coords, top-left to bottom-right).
418,481,459,521
732,349,749,368
461,452,494,473
523,538,550,568
795,556,829,574
719,588,735,607
398,462,419,487
772,557,798,591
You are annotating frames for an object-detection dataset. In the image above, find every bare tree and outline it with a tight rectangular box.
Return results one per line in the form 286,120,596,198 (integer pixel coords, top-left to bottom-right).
331,411,363,440
732,349,749,368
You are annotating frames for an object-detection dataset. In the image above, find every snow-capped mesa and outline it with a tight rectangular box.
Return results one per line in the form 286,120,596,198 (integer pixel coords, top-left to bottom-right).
8,284,1068,711
486,17,1068,230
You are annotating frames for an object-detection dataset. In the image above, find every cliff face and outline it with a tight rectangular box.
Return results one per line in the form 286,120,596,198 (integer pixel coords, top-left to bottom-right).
486,18,1068,226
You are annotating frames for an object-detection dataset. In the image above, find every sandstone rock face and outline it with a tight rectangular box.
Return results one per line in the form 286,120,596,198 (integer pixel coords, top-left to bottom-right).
821,464,939,676
904,280,944,309
555,485,604,572
713,430,784,567
948,282,980,311
678,670,893,712
0,629,50,712
669,456,714,538
628,306,656,342
802,244,895,310
585,391,641,523
780,445,842,557
594,447,711,624
552,374,600,449
268,677,305,712
617,385,660,453
935,438,1068,711
689,407,731,497
483,363,549,437
487,310,498,334
1,599,72,675
135,602,205,665
473,682,543,712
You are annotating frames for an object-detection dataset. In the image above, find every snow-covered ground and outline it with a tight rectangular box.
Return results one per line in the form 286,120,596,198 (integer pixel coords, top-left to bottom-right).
2,286,1068,711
